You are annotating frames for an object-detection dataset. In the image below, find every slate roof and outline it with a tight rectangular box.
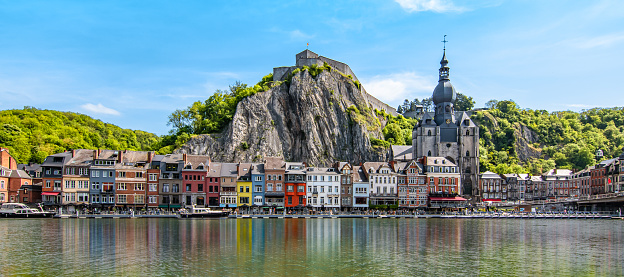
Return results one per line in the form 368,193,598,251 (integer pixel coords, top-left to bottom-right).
220,163,238,177
391,145,413,161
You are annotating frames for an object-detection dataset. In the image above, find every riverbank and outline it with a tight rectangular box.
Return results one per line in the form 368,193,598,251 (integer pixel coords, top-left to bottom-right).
52,213,617,219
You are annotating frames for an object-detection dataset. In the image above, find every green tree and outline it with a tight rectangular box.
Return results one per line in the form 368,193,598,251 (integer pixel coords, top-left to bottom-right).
454,92,475,111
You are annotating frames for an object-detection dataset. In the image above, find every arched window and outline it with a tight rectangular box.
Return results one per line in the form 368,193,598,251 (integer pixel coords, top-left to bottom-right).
427,150,431,156
427,130,432,136
466,151,470,157
466,130,470,136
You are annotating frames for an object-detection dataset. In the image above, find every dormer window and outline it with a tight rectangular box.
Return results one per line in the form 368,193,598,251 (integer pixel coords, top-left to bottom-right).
184,164,192,169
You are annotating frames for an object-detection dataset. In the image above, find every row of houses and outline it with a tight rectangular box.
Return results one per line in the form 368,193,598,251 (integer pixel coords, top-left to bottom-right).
478,151,624,203
3,147,623,211
1,148,465,211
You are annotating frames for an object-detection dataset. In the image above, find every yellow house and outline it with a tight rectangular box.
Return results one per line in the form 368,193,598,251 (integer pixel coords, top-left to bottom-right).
237,163,253,209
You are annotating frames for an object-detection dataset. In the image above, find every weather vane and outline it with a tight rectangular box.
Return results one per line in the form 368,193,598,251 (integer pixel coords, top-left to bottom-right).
442,35,448,50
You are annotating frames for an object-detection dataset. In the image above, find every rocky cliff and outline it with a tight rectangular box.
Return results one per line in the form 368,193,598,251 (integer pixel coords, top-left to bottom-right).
175,68,388,166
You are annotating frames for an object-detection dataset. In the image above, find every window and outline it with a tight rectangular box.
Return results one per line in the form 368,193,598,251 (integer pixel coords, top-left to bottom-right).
108,171,113,177
198,184,204,192
136,172,143,178
149,196,157,203
255,176,262,181
117,195,127,203
186,184,192,191
149,174,158,181
78,193,89,202
134,183,144,191
276,183,282,191
118,172,126,178
246,186,250,193
297,186,304,192
117,183,127,190
149,184,157,191
267,183,273,191
163,184,170,192
240,186,244,193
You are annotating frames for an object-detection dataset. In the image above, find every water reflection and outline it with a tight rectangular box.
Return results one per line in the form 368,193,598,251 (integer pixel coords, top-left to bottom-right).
0,218,621,276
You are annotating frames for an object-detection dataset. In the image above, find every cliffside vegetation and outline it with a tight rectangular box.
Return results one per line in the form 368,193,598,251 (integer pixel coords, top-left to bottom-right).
0,107,160,164
473,100,624,175
159,74,274,154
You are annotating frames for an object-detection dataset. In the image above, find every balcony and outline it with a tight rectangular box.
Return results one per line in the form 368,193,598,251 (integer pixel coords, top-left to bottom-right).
265,191,285,197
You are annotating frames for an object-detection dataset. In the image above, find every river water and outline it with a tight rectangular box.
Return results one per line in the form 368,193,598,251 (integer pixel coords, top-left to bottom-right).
0,218,622,276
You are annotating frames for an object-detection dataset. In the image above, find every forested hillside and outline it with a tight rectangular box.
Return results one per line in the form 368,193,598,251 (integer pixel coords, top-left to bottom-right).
473,100,624,175
0,107,160,164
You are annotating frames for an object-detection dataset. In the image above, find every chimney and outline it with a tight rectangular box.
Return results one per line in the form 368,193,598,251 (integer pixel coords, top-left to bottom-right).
118,150,124,163
98,149,102,156
71,149,76,157
93,150,99,160
183,153,187,163
147,151,154,164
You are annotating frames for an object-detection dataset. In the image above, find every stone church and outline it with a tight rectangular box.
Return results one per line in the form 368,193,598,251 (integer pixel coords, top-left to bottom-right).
411,51,480,196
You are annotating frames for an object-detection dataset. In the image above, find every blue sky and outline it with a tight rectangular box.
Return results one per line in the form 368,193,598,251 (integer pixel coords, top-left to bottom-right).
1,0,623,135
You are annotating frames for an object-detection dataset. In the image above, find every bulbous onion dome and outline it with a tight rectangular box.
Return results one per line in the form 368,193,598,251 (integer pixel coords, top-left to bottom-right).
432,80,456,104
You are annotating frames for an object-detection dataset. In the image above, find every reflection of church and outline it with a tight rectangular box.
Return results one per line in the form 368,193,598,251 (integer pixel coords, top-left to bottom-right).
411,50,480,196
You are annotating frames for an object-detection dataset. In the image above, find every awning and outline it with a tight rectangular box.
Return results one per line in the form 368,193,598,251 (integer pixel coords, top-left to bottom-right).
483,199,502,202
42,192,60,196
430,197,467,201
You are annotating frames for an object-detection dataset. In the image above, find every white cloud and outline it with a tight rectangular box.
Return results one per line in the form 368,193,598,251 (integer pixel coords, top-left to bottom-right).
289,29,314,40
80,103,121,116
565,104,595,109
395,0,465,13
568,33,624,49
268,27,314,41
361,72,435,106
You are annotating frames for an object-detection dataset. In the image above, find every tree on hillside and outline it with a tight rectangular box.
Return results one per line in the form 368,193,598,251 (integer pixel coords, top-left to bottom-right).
454,92,475,111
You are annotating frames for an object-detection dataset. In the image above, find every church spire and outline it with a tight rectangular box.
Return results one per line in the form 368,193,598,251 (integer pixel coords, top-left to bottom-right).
439,35,450,81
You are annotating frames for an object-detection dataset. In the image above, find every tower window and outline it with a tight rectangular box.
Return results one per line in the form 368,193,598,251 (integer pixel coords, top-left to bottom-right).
428,130,432,136
427,151,431,156
466,130,470,136
466,151,470,157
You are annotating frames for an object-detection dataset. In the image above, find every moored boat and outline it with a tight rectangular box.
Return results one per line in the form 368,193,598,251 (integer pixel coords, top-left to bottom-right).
0,203,56,218
179,205,230,218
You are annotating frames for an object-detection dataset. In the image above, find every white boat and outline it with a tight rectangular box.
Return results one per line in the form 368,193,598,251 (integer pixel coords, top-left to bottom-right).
179,205,230,218
0,203,56,218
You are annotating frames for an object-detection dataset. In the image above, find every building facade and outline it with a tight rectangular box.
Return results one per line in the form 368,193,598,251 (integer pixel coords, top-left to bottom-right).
412,51,479,196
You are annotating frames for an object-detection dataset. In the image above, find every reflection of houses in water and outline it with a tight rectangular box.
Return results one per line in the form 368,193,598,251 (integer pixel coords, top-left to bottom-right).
306,219,341,258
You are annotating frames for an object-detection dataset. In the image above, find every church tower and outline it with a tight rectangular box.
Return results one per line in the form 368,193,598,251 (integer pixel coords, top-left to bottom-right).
412,45,480,196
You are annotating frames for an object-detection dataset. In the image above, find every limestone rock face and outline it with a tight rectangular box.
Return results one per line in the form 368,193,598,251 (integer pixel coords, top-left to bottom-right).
175,69,387,166
514,123,542,162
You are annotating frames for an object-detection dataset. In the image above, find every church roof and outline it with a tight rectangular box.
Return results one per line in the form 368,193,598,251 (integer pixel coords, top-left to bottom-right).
457,112,476,127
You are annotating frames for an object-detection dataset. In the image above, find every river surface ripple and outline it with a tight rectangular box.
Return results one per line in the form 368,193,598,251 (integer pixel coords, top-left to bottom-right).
0,218,621,276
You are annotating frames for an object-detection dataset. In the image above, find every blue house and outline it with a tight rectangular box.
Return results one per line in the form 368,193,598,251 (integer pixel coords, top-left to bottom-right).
251,163,265,210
